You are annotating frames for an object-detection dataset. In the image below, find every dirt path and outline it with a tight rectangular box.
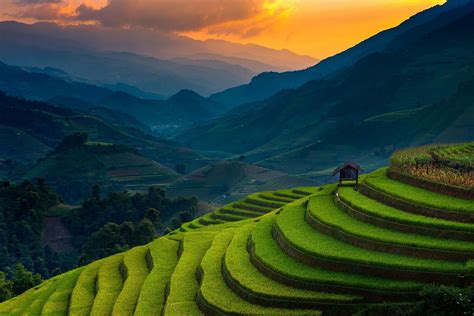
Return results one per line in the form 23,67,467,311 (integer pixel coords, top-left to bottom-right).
42,216,73,252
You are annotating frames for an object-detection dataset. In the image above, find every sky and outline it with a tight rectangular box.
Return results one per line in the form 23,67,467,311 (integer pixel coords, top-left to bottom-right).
0,0,446,58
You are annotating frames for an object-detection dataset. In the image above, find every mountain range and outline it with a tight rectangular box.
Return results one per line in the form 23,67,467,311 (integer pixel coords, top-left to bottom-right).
0,61,224,133
0,21,318,97
177,0,474,180
210,0,473,107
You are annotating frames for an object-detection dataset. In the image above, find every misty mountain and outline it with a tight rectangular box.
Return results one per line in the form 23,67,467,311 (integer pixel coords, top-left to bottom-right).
0,21,317,97
210,0,472,107
177,2,474,178
98,90,222,132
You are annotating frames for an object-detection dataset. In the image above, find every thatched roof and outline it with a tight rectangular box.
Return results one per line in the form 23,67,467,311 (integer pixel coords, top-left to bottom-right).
332,162,362,176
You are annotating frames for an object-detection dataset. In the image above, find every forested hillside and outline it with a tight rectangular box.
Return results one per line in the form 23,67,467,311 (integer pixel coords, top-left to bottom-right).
1,143,473,314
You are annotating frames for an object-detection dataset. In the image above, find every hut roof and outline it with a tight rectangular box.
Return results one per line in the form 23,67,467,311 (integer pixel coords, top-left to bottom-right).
332,162,362,176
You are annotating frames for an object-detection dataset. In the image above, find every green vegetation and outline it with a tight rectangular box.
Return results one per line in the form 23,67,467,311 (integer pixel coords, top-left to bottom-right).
225,224,361,303
135,238,179,316
0,180,63,278
90,254,124,315
1,142,474,314
24,133,179,203
163,232,215,315
278,202,466,273
41,268,82,316
199,229,321,315
390,142,474,188
253,217,423,291
309,194,474,253
69,261,101,316
338,187,474,232
112,246,149,315
365,169,474,213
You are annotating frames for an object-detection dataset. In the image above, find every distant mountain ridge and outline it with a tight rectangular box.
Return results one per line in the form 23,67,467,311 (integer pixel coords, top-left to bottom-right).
210,0,472,107
0,61,226,133
0,21,317,97
178,1,474,179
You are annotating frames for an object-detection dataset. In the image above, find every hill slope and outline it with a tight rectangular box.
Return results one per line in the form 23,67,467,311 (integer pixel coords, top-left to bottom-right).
2,143,473,314
178,3,474,179
210,0,472,107
0,92,206,167
98,90,222,132
25,141,179,202
166,161,317,203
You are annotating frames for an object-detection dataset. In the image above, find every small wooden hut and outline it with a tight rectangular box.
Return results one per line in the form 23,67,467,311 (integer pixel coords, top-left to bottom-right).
332,162,362,186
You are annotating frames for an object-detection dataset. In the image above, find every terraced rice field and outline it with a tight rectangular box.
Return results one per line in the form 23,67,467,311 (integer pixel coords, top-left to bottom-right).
1,145,474,315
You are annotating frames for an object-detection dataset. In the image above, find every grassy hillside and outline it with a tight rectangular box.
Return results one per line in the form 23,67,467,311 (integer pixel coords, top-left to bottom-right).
2,143,473,314
0,93,210,178
166,161,316,203
25,141,179,203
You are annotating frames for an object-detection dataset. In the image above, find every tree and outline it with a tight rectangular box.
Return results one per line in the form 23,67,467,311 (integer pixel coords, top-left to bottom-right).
11,263,42,295
134,219,156,245
55,133,88,153
0,272,12,302
92,185,101,201
174,164,187,175
145,208,161,226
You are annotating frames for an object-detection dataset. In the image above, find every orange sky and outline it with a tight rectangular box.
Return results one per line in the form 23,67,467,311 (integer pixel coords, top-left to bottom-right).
184,0,446,58
0,0,446,58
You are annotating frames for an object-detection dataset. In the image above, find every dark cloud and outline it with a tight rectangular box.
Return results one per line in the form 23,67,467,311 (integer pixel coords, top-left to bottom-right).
76,0,266,32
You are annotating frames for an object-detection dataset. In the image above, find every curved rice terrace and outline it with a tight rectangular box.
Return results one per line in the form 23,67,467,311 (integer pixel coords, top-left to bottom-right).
390,142,474,190
1,144,474,315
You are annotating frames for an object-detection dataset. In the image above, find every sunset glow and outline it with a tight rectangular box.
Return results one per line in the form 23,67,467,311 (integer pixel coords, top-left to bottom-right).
0,0,446,58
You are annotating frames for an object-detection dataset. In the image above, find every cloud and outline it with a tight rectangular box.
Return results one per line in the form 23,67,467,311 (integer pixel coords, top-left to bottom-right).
13,0,62,4
75,0,267,32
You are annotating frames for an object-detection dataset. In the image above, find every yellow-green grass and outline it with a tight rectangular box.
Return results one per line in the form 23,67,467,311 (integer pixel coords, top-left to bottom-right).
41,268,83,316
225,223,362,303
274,191,307,200
8,279,57,315
258,192,295,203
135,238,180,316
29,280,60,315
178,187,314,234
163,232,215,315
233,202,273,213
90,254,124,316
112,246,150,315
365,169,474,213
69,260,102,316
276,202,466,274
198,229,321,315
245,195,287,209
211,211,248,222
338,187,474,233
252,216,424,291
218,205,262,218
309,194,474,253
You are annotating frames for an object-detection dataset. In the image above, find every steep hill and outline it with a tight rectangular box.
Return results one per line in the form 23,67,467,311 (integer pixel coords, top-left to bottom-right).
0,93,208,179
0,62,227,133
98,90,222,132
25,141,179,203
0,61,112,103
2,143,473,314
210,0,471,107
166,161,316,203
178,3,474,179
